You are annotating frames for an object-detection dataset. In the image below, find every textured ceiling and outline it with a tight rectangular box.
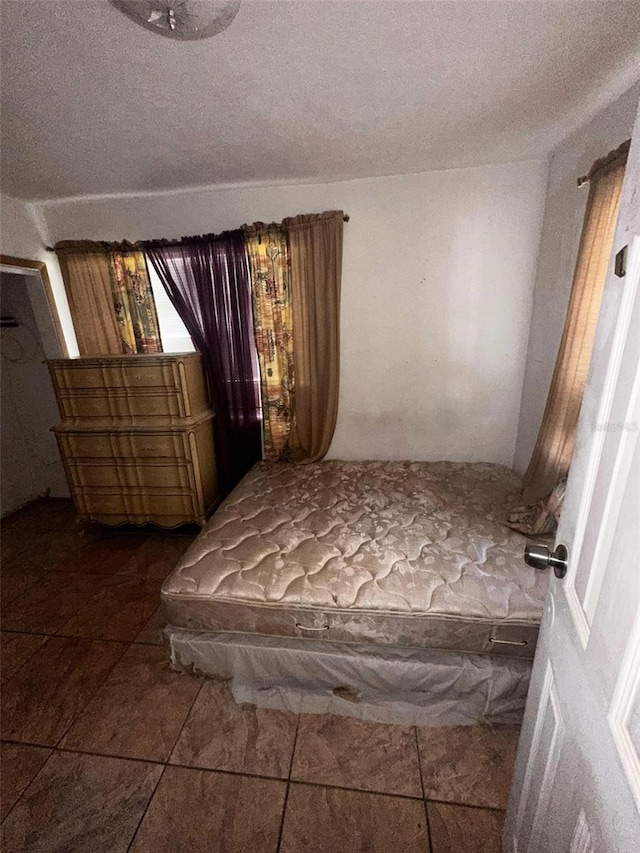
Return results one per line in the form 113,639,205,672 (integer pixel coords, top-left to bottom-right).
1,0,639,201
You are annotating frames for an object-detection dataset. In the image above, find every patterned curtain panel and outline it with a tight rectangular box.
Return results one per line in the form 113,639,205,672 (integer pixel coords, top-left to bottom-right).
244,224,294,460
108,251,162,354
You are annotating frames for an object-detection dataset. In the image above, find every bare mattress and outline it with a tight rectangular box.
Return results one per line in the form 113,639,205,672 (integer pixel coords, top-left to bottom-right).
162,461,548,659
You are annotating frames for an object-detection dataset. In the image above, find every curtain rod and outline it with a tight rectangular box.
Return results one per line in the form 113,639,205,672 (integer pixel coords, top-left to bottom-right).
577,138,631,187
45,213,350,251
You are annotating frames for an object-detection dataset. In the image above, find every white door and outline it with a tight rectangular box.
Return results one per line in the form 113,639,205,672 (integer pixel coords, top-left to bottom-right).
504,102,640,853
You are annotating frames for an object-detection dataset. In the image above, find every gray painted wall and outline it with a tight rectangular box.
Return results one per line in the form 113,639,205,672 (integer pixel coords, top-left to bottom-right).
513,82,640,475
39,159,547,467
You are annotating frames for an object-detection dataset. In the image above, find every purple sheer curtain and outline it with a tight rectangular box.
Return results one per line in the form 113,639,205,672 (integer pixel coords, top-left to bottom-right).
143,230,262,495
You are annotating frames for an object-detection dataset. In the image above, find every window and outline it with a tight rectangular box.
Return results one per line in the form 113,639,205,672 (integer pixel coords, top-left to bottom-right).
148,264,195,353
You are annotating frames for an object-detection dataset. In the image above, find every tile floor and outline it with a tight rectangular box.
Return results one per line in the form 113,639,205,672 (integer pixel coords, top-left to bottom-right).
1,498,519,853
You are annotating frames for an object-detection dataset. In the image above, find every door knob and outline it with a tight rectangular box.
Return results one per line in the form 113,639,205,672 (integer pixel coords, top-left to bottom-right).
524,543,568,579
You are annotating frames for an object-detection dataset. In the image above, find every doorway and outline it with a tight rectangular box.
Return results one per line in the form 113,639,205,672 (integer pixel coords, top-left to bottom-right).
0,256,69,517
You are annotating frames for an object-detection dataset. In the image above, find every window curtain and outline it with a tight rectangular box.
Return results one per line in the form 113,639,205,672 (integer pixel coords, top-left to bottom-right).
518,141,629,507
283,210,343,461
55,243,122,355
243,223,294,461
143,231,262,494
54,241,162,355
109,250,162,354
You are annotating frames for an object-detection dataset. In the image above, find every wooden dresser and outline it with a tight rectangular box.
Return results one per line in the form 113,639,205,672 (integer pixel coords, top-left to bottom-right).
48,353,217,527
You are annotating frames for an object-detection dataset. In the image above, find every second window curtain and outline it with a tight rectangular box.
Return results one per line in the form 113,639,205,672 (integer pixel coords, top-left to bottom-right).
520,141,628,504
143,231,262,494
283,211,344,462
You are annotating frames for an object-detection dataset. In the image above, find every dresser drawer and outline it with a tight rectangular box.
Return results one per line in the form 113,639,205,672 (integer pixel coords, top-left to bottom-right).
56,390,184,421
73,490,202,527
57,431,188,461
50,362,179,391
66,462,195,491
49,354,209,418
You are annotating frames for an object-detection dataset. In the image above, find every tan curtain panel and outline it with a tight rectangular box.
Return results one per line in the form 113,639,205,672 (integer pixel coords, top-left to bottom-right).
108,250,163,354
244,224,294,461
55,244,122,355
520,141,628,504
55,241,162,355
283,210,344,461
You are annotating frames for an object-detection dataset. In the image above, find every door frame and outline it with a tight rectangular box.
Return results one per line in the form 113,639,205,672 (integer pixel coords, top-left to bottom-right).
0,254,69,358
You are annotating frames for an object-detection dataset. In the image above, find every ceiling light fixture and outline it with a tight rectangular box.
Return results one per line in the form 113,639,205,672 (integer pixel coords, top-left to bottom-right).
109,0,241,41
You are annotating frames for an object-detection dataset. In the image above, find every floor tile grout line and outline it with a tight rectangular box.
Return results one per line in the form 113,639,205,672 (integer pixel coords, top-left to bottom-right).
3,589,127,639
413,726,433,853
1,630,130,647
53,628,156,643
287,710,302,781
0,572,49,610
2,566,167,640
276,777,428,803
164,675,206,766
51,583,164,641
1,741,169,769
54,641,196,759
0,637,131,738
423,799,432,853
1,738,60,751
0,634,50,686
5,734,489,805
64,745,294,785
126,763,168,853
2,625,66,639
425,797,508,814
2,737,301,787
13,614,142,638
0,739,512,813
0,743,56,827
0,631,139,656
413,726,427,800
52,638,132,751
49,586,165,642
276,782,291,853
0,628,50,638
287,718,427,800
276,709,302,853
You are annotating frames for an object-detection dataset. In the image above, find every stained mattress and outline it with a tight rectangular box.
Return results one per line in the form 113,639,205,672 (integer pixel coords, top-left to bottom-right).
161,461,548,659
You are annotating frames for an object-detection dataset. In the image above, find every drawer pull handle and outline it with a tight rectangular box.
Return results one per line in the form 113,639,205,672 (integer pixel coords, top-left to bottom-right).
295,622,330,632
489,637,528,646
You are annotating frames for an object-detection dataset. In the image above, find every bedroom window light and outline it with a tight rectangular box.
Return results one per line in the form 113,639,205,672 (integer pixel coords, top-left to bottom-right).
148,261,262,432
147,263,195,353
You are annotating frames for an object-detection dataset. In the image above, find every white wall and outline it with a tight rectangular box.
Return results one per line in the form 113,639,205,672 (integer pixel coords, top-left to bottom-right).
513,82,640,475
38,160,548,466
0,192,78,357
1,272,70,515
